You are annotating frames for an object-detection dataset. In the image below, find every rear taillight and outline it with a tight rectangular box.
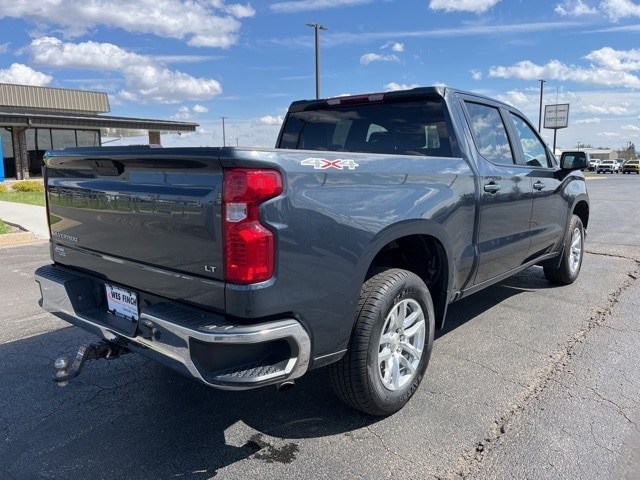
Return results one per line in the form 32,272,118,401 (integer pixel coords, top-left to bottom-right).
223,168,283,284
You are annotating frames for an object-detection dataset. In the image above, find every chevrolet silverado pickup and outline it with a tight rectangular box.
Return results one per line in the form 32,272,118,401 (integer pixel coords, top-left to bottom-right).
35,86,589,416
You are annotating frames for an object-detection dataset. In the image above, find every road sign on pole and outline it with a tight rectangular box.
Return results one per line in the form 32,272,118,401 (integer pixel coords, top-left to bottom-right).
544,104,569,129
544,103,570,152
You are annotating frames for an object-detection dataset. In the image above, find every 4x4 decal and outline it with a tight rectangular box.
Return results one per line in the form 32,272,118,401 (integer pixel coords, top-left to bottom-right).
301,158,359,170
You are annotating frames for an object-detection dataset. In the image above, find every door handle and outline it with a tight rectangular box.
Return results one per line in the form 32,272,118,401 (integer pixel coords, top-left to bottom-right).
533,181,546,191
483,183,501,194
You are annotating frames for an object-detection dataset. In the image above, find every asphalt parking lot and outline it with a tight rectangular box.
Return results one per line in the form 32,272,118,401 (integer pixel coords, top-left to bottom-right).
1,175,639,479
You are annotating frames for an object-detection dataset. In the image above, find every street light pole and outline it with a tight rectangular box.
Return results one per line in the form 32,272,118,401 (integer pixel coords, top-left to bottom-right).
220,116,227,147
306,22,328,99
538,79,546,133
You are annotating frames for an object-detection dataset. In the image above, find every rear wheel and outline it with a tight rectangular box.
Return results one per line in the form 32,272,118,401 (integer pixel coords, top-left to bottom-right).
329,268,434,416
544,215,584,284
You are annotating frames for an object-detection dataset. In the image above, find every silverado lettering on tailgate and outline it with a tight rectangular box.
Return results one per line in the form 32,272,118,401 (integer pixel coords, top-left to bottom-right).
48,187,204,218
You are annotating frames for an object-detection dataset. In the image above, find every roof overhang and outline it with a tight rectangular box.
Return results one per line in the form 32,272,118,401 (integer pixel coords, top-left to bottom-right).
0,110,198,137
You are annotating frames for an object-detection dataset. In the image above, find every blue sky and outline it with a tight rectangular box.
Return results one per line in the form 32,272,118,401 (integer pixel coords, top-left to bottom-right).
1,0,640,152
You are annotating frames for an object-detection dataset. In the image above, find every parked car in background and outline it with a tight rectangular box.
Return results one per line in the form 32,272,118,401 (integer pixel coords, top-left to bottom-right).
622,159,640,174
597,159,620,174
616,158,626,169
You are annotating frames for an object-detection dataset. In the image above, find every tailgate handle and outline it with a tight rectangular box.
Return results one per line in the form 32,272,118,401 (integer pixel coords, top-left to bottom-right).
92,159,124,176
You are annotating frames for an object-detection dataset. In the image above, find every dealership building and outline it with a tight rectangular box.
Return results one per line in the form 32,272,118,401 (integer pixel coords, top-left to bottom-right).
0,83,198,180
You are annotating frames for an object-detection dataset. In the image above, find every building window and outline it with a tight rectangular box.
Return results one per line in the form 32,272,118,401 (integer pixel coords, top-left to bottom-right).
1,128,12,158
51,129,77,149
36,129,53,151
76,130,100,147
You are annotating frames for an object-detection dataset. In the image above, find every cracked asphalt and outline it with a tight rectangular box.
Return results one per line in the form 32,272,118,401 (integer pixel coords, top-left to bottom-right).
1,176,638,479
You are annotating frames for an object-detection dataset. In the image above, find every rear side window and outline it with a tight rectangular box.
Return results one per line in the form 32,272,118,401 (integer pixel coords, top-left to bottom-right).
464,102,515,165
278,98,454,157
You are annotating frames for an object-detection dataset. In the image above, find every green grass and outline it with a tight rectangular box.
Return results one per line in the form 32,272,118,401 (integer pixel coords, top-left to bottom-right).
0,191,46,206
0,219,12,234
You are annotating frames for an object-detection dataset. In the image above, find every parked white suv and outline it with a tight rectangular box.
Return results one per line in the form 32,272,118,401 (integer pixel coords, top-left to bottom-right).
596,159,620,174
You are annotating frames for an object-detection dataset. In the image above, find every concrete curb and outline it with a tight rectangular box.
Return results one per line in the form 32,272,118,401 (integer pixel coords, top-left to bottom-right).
0,230,41,247
0,200,49,241
0,218,46,247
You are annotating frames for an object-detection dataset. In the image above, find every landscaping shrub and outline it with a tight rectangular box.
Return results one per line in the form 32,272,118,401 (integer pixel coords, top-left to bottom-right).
0,184,8,194
12,181,44,193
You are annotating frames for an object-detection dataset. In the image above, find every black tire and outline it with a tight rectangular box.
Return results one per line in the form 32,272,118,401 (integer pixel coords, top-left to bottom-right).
329,268,435,416
543,215,585,285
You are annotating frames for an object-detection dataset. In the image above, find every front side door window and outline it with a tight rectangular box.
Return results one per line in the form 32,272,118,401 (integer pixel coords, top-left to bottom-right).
509,113,551,168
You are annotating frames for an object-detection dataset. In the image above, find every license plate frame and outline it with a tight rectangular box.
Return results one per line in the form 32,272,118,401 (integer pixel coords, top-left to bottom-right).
105,283,139,322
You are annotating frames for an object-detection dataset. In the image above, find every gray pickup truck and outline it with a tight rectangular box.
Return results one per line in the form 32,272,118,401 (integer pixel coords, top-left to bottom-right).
35,86,589,415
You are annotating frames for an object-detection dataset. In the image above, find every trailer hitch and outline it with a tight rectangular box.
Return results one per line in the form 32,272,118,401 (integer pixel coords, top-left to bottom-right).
52,341,129,386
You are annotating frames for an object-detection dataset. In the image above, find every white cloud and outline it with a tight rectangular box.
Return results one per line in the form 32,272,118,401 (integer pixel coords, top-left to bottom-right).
471,69,483,80
225,3,256,18
582,104,628,115
504,90,529,106
585,47,640,71
28,37,222,104
601,0,640,20
258,115,284,125
0,63,52,85
574,117,601,124
555,0,640,20
381,42,405,52
171,104,210,120
0,0,255,48
554,0,598,16
360,42,405,65
429,0,501,14
360,53,400,65
171,106,192,120
384,82,421,91
488,47,640,88
598,131,621,137
270,0,372,13
621,124,640,131
0,43,9,54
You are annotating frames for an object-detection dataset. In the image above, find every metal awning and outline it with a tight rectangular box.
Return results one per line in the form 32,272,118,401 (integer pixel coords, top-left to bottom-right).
1,83,200,179
0,110,198,137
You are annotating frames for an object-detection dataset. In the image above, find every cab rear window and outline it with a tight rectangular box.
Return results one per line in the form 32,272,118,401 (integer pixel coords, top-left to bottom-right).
278,98,455,157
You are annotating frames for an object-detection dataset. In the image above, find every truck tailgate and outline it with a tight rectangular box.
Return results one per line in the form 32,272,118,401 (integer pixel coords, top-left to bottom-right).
44,147,225,311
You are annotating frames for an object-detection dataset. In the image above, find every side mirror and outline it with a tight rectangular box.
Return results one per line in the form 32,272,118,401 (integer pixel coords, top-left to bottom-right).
561,156,587,170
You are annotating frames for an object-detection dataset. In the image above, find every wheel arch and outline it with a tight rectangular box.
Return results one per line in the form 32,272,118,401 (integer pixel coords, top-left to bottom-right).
572,198,589,232
360,221,453,330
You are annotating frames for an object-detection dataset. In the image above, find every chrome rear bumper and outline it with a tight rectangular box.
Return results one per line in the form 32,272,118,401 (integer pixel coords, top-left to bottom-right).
35,264,311,390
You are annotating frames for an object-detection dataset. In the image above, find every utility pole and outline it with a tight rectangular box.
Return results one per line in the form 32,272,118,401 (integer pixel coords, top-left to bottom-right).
220,116,227,147
538,79,546,133
306,23,328,99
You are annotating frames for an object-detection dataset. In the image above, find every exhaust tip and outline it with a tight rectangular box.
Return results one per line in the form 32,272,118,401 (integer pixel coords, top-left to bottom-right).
276,380,295,392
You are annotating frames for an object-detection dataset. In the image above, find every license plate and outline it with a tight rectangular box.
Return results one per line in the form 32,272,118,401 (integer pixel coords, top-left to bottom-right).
105,283,139,321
